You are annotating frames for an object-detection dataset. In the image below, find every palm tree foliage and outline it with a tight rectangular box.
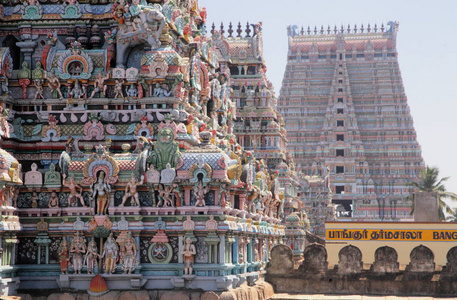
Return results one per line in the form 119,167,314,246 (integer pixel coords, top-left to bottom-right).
408,166,457,221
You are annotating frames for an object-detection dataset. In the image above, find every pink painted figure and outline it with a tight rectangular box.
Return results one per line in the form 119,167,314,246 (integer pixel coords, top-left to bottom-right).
182,237,196,275
89,71,109,99
119,175,141,207
70,231,86,274
63,174,87,207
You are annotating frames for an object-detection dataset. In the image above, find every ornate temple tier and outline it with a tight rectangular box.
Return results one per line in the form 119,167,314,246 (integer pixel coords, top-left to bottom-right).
0,1,313,297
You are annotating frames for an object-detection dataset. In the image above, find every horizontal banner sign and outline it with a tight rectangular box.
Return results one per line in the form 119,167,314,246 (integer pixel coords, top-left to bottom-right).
326,229,457,241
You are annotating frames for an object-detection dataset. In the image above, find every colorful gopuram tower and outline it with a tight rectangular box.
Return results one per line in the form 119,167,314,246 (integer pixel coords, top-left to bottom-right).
210,22,335,238
0,1,295,297
278,22,425,221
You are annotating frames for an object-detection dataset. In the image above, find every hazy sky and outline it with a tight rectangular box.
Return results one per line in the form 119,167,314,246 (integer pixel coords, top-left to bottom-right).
200,0,457,197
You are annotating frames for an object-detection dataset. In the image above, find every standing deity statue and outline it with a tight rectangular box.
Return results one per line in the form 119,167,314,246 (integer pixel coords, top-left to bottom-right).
182,237,196,275
102,233,118,274
120,231,138,274
58,239,71,274
85,238,100,274
114,79,125,98
119,175,141,207
193,179,209,207
46,70,63,99
70,231,86,274
34,79,44,100
90,172,111,215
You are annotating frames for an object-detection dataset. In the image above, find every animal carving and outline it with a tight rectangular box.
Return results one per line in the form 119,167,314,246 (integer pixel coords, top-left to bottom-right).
115,7,166,67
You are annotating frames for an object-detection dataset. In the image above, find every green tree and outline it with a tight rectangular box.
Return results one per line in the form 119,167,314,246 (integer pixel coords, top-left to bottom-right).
408,166,457,221
446,209,457,222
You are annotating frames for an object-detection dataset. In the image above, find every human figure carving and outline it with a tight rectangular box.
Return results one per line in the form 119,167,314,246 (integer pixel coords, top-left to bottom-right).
102,233,118,274
48,191,59,208
90,172,111,215
58,239,70,274
31,191,39,208
193,179,209,207
69,79,86,99
114,79,124,98
70,231,86,274
119,175,141,207
120,231,138,274
182,237,196,275
63,174,87,207
158,184,174,207
34,79,44,100
85,238,100,274
46,70,63,99
89,71,109,99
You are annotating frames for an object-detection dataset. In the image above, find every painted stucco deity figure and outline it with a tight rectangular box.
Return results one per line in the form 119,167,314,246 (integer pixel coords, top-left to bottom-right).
193,179,209,207
70,231,86,274
129,0,152,31
58,239,70,274
90,172,111,215
48,191,59,208
85,238,100,274
120,231,138,274
90,71,109,99
31,191,39,208
114,79,124,98
102,233,118,274
182,237,196,275
158,184,174,207
69,79,86,99
34,79,44,100
147,127,181,172
46,70,63,99
119,175,141,207
63,174,86,207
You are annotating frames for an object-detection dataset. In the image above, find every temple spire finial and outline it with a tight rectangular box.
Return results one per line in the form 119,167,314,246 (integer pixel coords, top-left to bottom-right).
245,22,251,37
236,22,242,37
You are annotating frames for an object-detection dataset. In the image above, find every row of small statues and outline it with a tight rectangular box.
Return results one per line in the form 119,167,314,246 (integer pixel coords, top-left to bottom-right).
57,231,197,276
58,231,138,275
16,62,175,101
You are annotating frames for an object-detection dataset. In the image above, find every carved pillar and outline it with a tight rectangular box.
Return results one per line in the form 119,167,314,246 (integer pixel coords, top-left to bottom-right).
184,189,190,206
219,235,225,264
34,233,51,264
204,231,220,264
17,25,38,67
178,235,183,263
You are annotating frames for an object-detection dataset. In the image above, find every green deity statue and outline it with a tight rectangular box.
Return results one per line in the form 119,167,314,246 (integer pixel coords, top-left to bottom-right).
147,127,181,171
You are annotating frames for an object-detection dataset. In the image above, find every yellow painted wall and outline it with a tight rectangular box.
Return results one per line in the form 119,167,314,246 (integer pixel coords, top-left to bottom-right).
325,222,457,268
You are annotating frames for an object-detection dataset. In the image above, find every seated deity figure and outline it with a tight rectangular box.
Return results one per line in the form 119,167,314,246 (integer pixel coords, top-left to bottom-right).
128,0,151,31
147,127,181,172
